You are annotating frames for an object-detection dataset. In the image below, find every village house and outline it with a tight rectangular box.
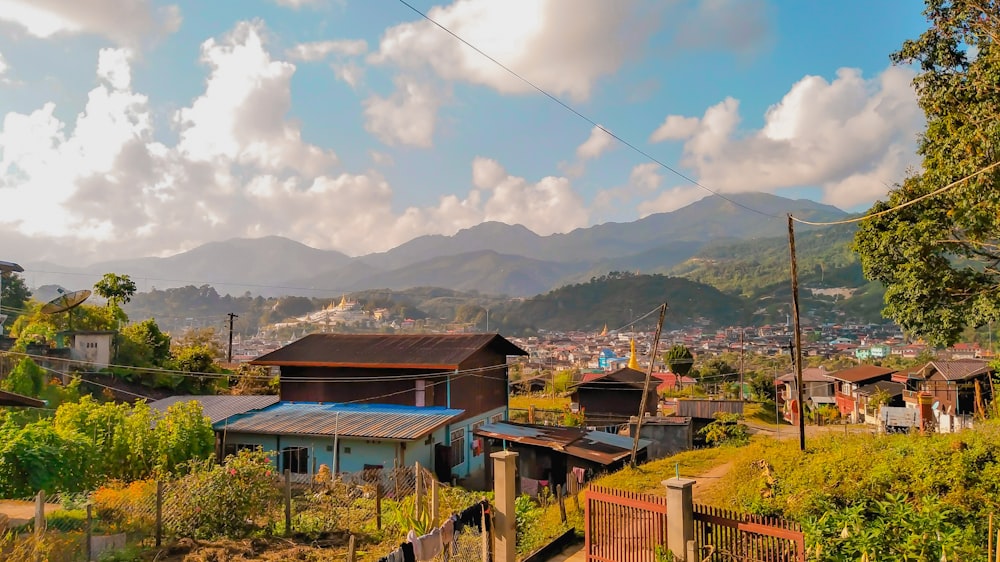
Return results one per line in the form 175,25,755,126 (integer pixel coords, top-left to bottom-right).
776,367,836,423
899,359,994,432
829,365,897,422
571,364,658,430
213,333,526,485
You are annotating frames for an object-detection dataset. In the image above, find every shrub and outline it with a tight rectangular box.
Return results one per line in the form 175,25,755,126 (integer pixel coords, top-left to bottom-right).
163,449,280,539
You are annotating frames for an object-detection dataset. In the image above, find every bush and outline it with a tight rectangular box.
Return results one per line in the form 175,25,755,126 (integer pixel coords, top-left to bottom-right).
699,412,749,447
164,449,280,539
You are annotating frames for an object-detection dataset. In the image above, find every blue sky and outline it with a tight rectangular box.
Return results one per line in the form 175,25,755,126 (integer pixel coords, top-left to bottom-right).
0,0,929,266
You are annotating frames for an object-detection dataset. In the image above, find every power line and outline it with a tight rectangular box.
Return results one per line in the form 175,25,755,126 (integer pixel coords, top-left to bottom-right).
393,0,779,221
790,161,1000,226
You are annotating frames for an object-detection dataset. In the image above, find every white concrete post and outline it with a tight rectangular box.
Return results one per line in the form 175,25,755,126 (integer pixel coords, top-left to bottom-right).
664,478,695,561
492,450,518,562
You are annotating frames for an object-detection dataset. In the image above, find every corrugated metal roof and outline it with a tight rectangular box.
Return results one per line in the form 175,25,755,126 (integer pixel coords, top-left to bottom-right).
856,381,905,397
217,402,464,440
473,421,650,465
0,389,44,408
251,333,527,368
828,365,896,384
574,367,649,389
925,360,991,381
148,395,279,424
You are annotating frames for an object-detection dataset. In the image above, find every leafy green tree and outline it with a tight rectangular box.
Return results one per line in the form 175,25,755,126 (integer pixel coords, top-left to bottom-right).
1,357,45,397
663,344,694,376
748,371,776,402
94,273,137,309
119,319,172,366
854,0,1000,345
0,271,30,332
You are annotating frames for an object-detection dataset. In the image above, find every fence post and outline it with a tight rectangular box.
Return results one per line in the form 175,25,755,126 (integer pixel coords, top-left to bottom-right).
156,480,163,547
284,469,292,536
414,462,423,523
346,535,356,562
492,450,518,562
375,479,382,531
34,490,45,537
664,478,696,561
86,503,92,562
557,484,567,523
431,479,440,528
481,506,490,562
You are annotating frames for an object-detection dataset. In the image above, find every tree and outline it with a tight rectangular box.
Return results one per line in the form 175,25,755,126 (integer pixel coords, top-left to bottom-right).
854,0,1000,346
0,272,30,331
1,357,44,397
94,273,137,309
118,319,172,367
664,344,694,376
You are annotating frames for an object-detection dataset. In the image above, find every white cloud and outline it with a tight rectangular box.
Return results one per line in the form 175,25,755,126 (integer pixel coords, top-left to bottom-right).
576,126,614,160
0,52,7,76
175,21,337,176
332,62,364,88
649,66,923,209
286,39,367,61
0,0,181,46
649,115,700,142
472,157,589,235
363,77,445,147
372,0,653,102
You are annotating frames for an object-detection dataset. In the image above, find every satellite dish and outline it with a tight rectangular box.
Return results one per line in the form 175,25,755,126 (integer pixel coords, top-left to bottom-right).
0,261,24,273
41,289,91,332
41,289,91,314
932,401,940,411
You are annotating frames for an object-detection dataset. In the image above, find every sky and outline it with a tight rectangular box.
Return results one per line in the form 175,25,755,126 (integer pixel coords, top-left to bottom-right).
0,0,930,267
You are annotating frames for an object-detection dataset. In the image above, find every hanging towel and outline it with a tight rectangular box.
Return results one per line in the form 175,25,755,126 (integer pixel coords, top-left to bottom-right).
415,528,444,561
573,466,586,484
441,517,455,553
407,529,422,560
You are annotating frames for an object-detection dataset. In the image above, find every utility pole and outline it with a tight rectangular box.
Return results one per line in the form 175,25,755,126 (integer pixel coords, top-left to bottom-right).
630,303,668,467
227,312,239,364
739,329,745,400
787,215,806,451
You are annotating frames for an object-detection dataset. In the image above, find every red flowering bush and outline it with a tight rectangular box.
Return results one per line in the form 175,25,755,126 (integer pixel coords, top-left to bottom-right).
163,449,280,538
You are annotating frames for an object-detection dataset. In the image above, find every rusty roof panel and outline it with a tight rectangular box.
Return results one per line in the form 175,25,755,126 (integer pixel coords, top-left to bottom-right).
828,365,896,384
0,389,44,408
473,421,649,465
216,402,463,440
149,395,279,424
251,333,527,368
926,360,991,381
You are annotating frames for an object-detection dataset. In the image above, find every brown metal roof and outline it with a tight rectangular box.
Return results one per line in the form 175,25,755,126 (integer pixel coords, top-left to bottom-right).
574,367,649,389
217,402,463,440
827,365,896,384
251,333,527,368
148,395,279,424
473,421,650,465
922,360,991,381
776,367,834,384
0,390,44,408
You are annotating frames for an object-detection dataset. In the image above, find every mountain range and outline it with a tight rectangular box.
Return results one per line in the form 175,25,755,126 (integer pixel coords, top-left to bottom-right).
20,192,852,300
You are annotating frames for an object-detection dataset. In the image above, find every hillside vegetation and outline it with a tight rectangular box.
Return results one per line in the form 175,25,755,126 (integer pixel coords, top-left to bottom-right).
703,427,997,560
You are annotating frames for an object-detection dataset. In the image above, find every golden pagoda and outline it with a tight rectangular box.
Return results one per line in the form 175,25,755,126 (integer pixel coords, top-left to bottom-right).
628,338,640,370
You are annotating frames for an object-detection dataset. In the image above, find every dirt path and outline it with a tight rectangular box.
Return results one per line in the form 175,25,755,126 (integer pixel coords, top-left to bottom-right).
0,500,59,527
691,461,733,500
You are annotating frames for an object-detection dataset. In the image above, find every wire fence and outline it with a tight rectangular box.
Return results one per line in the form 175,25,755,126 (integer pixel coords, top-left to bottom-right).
0,462,490,561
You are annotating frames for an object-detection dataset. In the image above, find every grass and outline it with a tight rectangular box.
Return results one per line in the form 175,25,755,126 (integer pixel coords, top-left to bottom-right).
508,393,570,412
744,400,782,426
594,445,742,495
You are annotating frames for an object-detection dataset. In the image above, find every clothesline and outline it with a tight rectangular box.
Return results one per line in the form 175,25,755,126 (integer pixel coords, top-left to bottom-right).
377,499,491,562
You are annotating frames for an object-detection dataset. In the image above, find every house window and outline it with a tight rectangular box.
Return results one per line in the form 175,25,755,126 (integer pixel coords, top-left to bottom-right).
490,413,504,424
450,428,465,468
281,446,309,474
223,443,260,459
416,380,426,407
471,420,485,432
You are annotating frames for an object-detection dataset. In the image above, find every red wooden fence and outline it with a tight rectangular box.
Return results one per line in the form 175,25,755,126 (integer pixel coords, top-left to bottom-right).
693,503,805,562
584,485,668,562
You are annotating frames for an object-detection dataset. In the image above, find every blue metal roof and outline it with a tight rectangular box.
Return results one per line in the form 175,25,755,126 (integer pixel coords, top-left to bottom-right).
215,402,464,441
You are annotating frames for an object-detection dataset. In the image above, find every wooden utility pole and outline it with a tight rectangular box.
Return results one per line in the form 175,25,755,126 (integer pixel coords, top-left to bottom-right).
227,312,239,363
787,215,806,451
630,303,668,467
739,329,745,400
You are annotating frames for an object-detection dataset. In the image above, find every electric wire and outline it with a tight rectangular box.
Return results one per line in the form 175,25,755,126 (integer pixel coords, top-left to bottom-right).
393,0,780,221
790,160,1000,226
